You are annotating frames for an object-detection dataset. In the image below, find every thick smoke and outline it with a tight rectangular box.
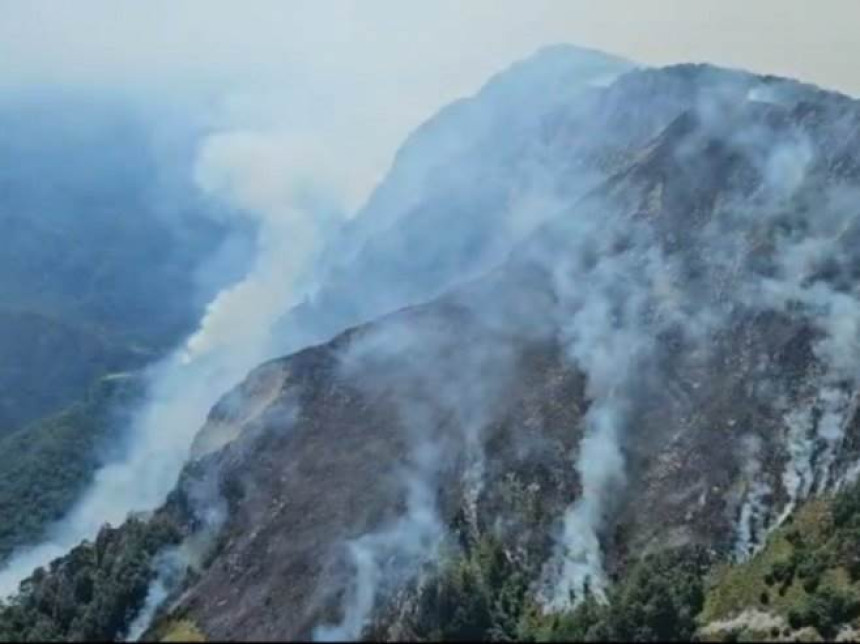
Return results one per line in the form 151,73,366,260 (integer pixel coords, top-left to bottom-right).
740,178,860,526
195,65,860,630
305,65,860,625
777,405,816,523
313,305,521,639
291,63,860,625
184,129,345,363
675,85,860,556
0,121,361,598
0,45,631,611
537,207,720,605
5,36,860,642
124,547,188,642
733,435,773,560
532,73,860,602
313,443,445,642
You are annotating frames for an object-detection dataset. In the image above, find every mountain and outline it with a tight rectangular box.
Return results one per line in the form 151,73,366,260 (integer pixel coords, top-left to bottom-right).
0,92,252,567
269,44,635,355
0,90,249,433
4,48,860,642
0,373,146,562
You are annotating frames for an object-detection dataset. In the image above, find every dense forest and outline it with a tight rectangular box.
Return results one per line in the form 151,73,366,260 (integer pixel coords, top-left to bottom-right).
0,92,248,568
0,516,181,642
372,477,860,642
2,477,859,642
0,374,146,562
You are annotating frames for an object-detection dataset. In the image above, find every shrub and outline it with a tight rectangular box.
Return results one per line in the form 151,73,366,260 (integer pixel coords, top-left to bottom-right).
0,515,181,642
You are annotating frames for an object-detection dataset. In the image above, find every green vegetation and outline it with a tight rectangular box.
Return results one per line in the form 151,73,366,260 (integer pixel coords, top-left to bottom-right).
157,619,207,642
389,478,860,642
702,482,860,641
0,373,145,563
0,516,181,642
387,533,709,642
521,547,710,642
0,307,152,435
397,535,533,641
145,610,210,643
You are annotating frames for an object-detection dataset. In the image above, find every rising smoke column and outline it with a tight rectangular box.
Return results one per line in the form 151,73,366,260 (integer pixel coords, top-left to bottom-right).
744,178,860,521
540,220,655,606
535,204,720,607
313,306,521,640
535,78,838,602
313,442,446,642
0,45,632,604
0,127,360,598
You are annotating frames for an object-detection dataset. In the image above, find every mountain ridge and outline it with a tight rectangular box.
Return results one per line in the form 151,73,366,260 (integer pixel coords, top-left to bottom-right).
140,57,860,640
4,48,860,642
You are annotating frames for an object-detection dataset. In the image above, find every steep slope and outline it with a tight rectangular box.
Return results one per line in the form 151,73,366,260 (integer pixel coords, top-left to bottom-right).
5,55,860,642
0,373,146,562
0,91,251,569
700,490,860,641
128,63,860,640
269,45,636,355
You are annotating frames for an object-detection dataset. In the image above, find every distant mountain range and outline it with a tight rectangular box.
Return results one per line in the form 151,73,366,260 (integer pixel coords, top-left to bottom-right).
0,91,251,562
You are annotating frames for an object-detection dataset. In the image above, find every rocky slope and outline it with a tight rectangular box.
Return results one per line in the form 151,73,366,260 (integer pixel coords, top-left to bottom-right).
6,50,860,642
134,60,860,641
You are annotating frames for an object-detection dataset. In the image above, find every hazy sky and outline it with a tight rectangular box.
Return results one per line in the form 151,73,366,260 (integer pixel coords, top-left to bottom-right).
3,0,858,211
2,1,858,95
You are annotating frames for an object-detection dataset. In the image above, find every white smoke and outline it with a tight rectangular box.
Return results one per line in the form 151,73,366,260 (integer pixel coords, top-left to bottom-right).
462,438,487,541
0,43,631,618
681,107,860,545
313,442,446,642
0,122,376,599
733,435,772,560
538,209,717,607
748,186,860,515
813,386,853,493
313,297,522,638
4,33,860,639
538,82,847,606
184,129,347,364
547,403,627,604
125,547,187,642
778,404,816,524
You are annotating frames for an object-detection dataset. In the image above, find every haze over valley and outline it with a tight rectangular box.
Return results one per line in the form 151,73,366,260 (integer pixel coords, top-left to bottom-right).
2,3,860,642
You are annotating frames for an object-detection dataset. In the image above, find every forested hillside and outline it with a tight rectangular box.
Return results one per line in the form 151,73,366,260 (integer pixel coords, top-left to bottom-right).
0,91,249,566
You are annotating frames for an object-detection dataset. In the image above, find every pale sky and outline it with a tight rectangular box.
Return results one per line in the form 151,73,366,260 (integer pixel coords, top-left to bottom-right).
2,1,858,95
2,0,857,208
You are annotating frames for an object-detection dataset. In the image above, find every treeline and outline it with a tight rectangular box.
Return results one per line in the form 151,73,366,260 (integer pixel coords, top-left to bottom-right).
370,534,709,642
522,547,710,642
0,516,180,642
375,478,860,642
762,480,860,639
0,373,145,563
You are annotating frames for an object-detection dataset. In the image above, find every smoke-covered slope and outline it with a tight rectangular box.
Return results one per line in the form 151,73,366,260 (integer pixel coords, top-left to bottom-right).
268,44,635,355
6,51,860,642
119,61,860,641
